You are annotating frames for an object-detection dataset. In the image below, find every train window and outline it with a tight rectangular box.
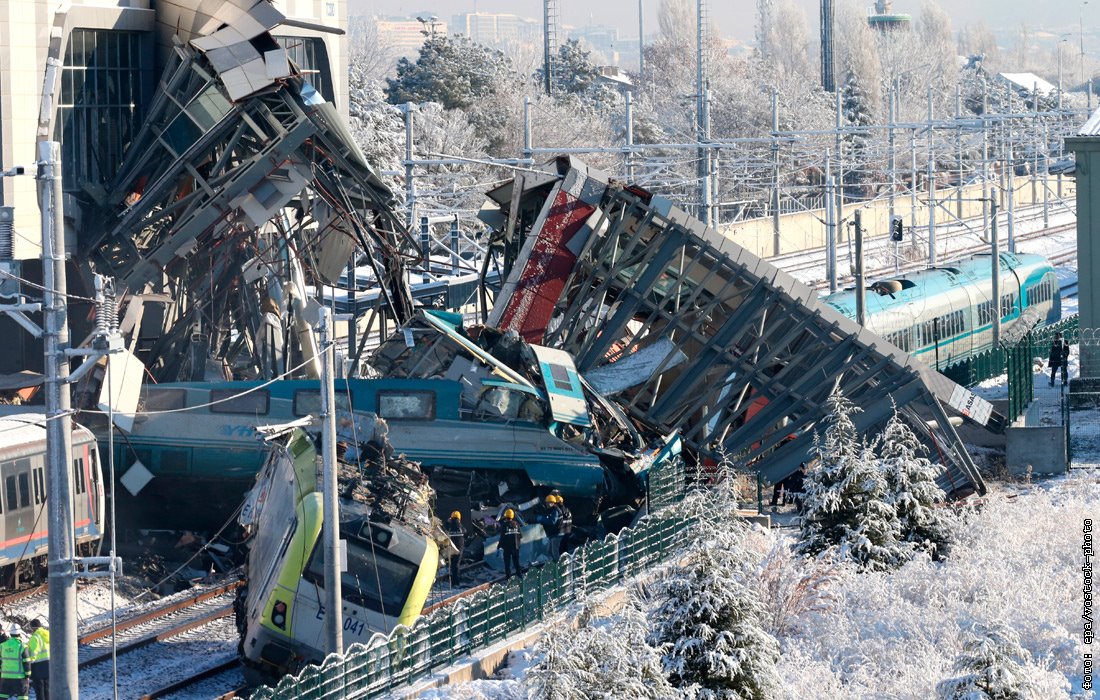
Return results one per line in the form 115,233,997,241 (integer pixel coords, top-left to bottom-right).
377,391,435,420
304,539,419,616
547,363,575,392
159,450,189,475
140,388,186,412
292,389,352,417
32,468,44,505
209,389,269,415
5,476,16,512
73,458,86,495
17,473,29,509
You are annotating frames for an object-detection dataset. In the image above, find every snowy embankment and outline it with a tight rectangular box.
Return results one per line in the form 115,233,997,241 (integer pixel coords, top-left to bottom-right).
419,472,1096,700
771,476,1095,698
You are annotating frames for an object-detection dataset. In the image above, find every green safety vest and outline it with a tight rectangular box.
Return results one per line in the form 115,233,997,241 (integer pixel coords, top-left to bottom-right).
26,629,48,664
0,637,26,679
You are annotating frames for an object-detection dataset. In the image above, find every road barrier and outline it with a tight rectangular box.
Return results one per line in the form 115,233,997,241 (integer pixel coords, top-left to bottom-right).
251,455,690,699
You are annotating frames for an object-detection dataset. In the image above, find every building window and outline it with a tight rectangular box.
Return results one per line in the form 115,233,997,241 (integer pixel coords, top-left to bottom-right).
273,36,333,103
58,29,151,193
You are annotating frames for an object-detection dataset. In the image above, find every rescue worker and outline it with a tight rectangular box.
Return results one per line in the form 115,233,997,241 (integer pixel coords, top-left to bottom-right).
537,495,562,558
445,511,465,586
25,619,46,700
0,624,29,700
556,495,574,555
1048,332,1070,387
499,508,523,579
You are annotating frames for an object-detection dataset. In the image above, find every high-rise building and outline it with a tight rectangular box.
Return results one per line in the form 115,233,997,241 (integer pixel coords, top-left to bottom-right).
374,17,446,57
451,12,539,47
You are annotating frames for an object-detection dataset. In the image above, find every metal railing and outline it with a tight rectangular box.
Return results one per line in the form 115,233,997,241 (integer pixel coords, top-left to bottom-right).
251,455,690,700
938,315,1080,405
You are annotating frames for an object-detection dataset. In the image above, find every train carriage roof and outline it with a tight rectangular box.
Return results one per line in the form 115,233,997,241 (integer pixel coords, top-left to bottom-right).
0,413,97,461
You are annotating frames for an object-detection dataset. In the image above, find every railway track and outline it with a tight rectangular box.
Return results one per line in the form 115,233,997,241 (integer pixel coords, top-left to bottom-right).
78,579,241,668
0,583,48,611
139,658,245,699
76,578,245,699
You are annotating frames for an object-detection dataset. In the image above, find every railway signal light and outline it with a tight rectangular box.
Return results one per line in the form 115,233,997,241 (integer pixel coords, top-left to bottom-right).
890,215,904,242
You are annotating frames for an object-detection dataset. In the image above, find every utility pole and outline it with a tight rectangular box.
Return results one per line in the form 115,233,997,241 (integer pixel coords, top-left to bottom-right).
834,89,844,243
523,96,532,161
771,89,781,256
41,137,79,699
404,103,416,229
991,195,1001,350
625,91,635,181
956,84,964,219
696,0,711,225
927,88,936,267
318,306,343,654
853,209,865,326
543,0,557,96
888,83,897,229
1006,109,1016,254
638,0,645,83
825,150,837,293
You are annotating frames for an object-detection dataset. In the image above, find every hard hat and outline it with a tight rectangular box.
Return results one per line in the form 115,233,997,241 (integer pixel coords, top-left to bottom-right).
7,624,21,637
544,495,555,504
503,508,515,520
450,510,461,520
553,494,563,504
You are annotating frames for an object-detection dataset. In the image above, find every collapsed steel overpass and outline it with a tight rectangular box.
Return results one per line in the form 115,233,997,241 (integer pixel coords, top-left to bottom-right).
481,158,992,497
71,0,415,382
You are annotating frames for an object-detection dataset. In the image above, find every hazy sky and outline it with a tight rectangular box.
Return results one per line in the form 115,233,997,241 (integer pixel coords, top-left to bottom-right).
349,0,1096,45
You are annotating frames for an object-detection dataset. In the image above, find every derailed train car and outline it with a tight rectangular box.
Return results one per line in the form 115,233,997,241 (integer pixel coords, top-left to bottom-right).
236,417,446,681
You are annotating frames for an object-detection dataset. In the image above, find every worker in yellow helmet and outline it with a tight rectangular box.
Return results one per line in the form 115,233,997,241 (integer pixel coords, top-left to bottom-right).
445,510,465,586
499,508,523,579
0,623,29,700
25,619,47,700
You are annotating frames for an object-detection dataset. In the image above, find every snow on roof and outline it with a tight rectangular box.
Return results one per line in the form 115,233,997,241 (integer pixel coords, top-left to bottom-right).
996,72,1057,95
1080,105,1100,136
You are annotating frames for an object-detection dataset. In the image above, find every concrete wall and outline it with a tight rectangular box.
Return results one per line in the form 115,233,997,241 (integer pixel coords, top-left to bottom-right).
1005,423,1066,476
719,176,1077,260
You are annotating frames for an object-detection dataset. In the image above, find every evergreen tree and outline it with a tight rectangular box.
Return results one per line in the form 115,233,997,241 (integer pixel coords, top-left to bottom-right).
648,537,781,700
798,387,906,572
840,69,874,197
877,407,953,559
385,36,517,111
526,597,675,700
935,623,1038,700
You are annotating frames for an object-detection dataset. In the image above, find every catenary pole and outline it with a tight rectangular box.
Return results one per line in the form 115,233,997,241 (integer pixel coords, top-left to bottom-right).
991,195,1001,351
41,138,79,699
854,209,865,326
318,307,343,654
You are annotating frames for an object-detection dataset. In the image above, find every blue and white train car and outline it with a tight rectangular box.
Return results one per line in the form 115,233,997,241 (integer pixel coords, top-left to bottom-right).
823,253,1060,368
0,414,104,587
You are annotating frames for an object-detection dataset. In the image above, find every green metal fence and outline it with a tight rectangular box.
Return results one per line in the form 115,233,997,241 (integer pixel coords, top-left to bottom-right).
252,456,691,700
938,315,1080,402
1004,315,1080,421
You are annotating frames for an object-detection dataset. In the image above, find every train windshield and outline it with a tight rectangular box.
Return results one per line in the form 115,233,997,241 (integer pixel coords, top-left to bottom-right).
304,539,419,617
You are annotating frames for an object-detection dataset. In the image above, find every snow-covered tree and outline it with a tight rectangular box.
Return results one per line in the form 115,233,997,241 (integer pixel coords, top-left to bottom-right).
798,386,906,572
647,536,781,700
935,623,1039,700
876,407,953,559
385,36,518,112
525,597,675,700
